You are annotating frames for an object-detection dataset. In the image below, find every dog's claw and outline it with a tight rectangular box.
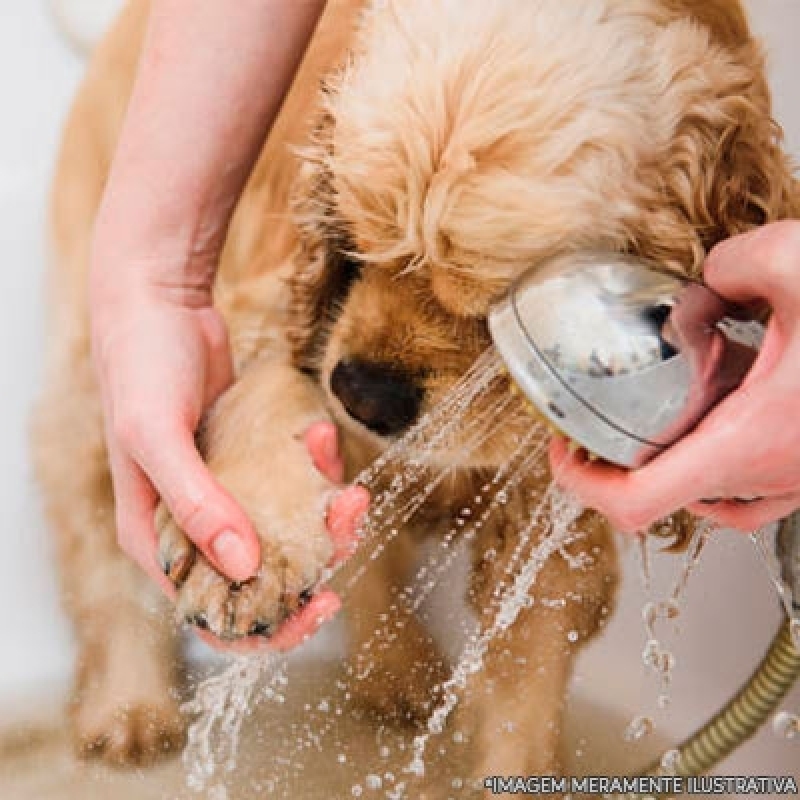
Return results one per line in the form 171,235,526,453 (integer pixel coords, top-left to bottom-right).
298,587,314,608
161,549,195,586
248,621,273,637
186,613,209,631
156,505,196,587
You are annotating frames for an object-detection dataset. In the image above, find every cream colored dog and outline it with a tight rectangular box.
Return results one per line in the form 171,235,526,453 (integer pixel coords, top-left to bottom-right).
32,0,797,789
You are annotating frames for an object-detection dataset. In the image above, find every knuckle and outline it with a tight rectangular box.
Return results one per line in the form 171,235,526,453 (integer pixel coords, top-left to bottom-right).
112,410,146,452
168,495,205,539
759,220,800,282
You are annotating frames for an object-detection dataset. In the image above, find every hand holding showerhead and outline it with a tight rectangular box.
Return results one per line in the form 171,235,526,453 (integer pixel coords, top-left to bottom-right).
489,223,800,535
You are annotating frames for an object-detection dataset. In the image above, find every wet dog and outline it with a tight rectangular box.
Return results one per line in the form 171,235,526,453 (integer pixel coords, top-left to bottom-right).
33,0,796,786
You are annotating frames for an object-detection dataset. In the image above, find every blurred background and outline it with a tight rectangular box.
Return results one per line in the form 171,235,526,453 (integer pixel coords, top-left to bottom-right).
0,0,798,786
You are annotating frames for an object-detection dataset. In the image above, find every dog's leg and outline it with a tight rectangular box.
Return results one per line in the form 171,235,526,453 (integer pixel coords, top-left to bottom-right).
463,502,617,784
344,526,449,725
157,360,338,639
31,366,184,765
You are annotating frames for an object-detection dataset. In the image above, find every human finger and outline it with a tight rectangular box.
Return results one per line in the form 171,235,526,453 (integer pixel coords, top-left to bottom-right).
549,415,759,533
304,421,345,483
198,307,234,405
121,418,261,582
106,439,177,598
687,492,800,532
326,485,370,565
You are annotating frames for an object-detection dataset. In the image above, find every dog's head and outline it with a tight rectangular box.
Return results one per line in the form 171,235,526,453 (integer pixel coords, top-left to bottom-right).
289,0,796,468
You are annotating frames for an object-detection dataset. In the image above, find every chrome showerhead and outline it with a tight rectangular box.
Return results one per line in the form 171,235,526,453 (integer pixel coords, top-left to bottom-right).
488,251,764,468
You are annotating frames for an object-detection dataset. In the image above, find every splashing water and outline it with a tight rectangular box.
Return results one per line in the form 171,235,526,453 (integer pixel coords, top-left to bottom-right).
750,529,800,634
283,421,552,771
772,711,800,740
180,348,542,793
178,347,594,796
670,519,714,604
636,519,714,715
405,487,584,778
623,715,654,743
659,748,682,774
182,654,287,793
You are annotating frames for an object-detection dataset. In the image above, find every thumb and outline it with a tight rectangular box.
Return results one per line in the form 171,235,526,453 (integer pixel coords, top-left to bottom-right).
137,422,261,582
705,223,800,383
198,307,234,406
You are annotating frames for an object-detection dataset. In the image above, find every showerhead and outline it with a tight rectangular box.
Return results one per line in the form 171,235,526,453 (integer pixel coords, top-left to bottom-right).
488,252,764,468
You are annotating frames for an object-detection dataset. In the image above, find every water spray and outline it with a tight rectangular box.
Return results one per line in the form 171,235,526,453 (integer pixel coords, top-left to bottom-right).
488,251,800,785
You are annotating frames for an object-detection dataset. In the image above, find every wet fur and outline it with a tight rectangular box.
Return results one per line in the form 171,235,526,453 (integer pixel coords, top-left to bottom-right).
32,0,797,786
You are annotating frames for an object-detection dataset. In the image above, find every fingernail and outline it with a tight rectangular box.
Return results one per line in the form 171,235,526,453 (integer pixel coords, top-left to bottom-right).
210,530,255,581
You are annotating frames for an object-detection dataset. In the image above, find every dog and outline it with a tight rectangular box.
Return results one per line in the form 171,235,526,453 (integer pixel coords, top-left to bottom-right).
32,0,797,788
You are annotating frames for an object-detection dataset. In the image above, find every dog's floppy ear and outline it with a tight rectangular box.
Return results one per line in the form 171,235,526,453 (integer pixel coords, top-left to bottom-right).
703,96,798,245
632,32,798,276
288,118,360,373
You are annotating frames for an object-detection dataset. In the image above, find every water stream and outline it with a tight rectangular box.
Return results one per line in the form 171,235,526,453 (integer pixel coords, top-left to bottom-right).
180,348,799,797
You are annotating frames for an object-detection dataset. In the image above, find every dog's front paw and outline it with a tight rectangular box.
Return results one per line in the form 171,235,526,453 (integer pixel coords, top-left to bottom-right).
157,500,332,641
153,361,340,640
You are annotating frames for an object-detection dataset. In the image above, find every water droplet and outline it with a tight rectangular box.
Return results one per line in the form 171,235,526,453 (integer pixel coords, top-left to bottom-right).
379,745,391,759
452,730,465,743
662,599,680,620
661,650,676,674
365,774,382,790
624,715,654,742
642,638,661,668
407,754,425,776
337,753,347,764
772,711,800,740
660,749,682,775
567,630,579,643
452,778,464,789
351,784,363,797
658,693,671,710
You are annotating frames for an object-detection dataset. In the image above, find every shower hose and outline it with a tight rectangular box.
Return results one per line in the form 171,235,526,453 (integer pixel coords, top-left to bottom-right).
623,513,800,798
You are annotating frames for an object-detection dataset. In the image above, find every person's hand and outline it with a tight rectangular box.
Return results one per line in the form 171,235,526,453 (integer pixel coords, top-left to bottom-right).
90,266,260,593
550,220,800,533
90,265,369,650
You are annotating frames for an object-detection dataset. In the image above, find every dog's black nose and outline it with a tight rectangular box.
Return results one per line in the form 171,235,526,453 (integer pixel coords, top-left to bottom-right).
330,359,423,436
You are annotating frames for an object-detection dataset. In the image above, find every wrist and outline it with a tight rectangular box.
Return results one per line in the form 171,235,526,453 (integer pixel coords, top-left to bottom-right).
89,182,230,316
